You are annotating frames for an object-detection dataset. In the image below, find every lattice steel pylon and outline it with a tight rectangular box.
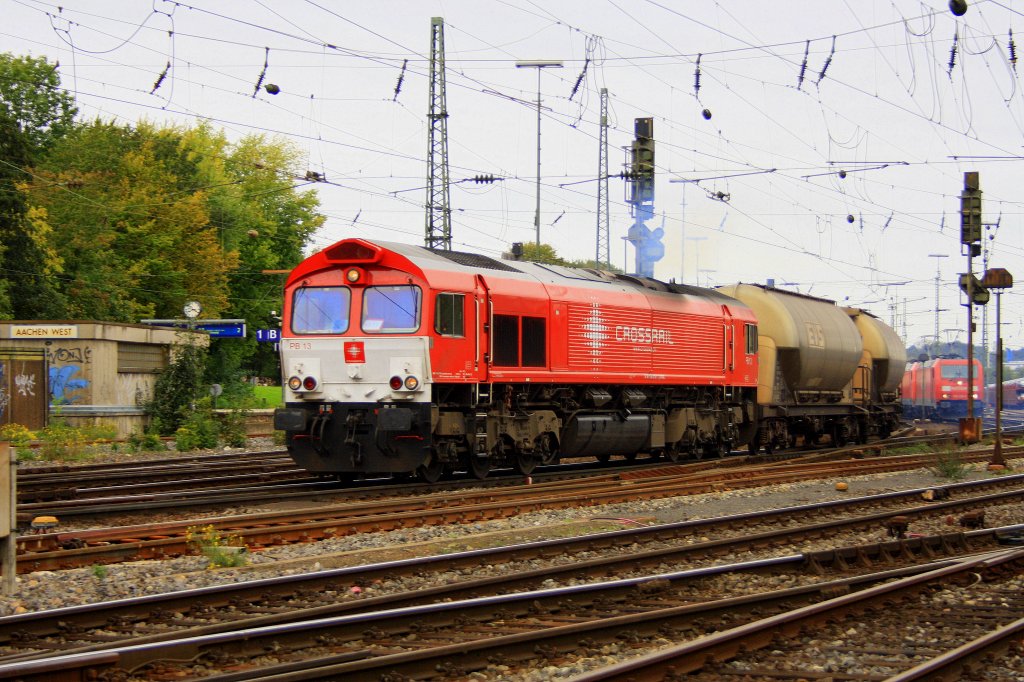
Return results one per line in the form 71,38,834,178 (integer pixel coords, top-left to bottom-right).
596,88,610,268
425,17,452,250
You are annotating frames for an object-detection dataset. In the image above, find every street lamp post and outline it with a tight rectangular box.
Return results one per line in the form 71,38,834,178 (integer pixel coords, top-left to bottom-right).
516,60,562,246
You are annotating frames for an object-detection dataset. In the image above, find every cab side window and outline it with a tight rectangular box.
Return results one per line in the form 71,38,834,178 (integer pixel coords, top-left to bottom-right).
435,293,465,337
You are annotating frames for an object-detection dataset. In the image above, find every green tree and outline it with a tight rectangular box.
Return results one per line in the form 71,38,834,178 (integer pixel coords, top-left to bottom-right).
514,242,566,265
0,52,74,319
176,125,323,386
0,53,77,158
25,120,238,321
0,112,65,319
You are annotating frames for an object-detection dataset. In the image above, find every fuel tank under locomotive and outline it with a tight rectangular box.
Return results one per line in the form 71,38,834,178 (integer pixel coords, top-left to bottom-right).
274,402,433,474
559,414,654,458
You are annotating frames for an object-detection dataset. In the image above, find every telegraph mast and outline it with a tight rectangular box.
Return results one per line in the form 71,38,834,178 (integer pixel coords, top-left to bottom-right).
425,17,452,250
595,88,610,268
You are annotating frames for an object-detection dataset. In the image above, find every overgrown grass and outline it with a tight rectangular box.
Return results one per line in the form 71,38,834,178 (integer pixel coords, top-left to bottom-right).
928,450,972,480
186,524,248,568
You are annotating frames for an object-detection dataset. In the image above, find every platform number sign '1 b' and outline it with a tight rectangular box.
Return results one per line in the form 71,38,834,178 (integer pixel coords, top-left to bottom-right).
344,341,365,364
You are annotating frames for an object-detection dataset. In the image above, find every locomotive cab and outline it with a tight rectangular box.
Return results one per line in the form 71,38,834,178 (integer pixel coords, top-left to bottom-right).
274,241,446,480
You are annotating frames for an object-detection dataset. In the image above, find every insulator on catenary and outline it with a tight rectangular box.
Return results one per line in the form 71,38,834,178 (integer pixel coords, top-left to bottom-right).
797,40,809,90
393,59,408,101
817,36,836,85
948,31,959,77
694,54,702,95
150,61,169,94
1010,29,1018,72
570,58,589,101
253,46,270,98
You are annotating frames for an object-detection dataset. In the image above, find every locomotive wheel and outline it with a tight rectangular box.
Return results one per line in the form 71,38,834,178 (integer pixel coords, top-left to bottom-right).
595,453,611,464
623,451,638,462
514,450,539,476
418,454,445,483
468,454,490,480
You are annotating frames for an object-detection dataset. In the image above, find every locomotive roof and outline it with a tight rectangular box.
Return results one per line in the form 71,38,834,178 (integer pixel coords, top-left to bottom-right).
374,240,743,303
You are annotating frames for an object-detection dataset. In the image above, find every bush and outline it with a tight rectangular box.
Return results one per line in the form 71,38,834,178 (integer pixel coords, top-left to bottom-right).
37,418,88,461
128,430,166,452
148,337,208,436
928,451,971,480
219,410,249,448
0,423,35,447
174,409,220,451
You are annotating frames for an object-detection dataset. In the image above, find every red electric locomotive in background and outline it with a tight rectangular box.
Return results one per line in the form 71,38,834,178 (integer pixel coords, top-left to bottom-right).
273,238,759,480
901,357,985,420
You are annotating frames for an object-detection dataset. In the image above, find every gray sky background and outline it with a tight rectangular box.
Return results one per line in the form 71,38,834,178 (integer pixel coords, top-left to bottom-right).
6,0,1024,352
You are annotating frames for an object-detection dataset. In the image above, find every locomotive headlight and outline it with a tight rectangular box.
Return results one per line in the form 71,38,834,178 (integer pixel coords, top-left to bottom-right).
345,267,363,283
302,376,319,391
288,376,303,391
389,376,403,390
404,375,420,390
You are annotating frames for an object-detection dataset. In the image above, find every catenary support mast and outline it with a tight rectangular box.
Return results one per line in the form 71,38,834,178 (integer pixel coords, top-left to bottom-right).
425,17,452,250
596,88,610,268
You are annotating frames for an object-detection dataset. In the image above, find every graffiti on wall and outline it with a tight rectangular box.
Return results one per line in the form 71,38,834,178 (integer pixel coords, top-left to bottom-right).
0,364,8,419
50,365,89,405
45,346,92,365
16,373,36,396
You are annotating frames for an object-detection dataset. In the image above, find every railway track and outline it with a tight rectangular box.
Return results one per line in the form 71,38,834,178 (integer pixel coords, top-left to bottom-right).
1,509,1021,679
15,448,1024,572
575,549,1024,681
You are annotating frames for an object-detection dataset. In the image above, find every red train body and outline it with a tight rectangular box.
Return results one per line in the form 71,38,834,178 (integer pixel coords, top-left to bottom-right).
274,239,903,480
901,357,985,420
985,380,1024,411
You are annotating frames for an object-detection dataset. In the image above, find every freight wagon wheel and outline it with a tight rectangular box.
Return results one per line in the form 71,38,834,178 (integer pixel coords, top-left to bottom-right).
418,453,445,483
468,454,490,480
747,433,761,457
514,449,539,476
595,453,611,464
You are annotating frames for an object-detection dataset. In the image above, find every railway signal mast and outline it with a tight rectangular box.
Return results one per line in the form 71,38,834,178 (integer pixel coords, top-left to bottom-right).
626,118,663,277
958,171,987,442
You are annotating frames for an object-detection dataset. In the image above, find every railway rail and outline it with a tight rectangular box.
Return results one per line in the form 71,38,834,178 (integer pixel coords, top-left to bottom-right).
1,522,1020,680
574,548,1024,681
14,449,1024,572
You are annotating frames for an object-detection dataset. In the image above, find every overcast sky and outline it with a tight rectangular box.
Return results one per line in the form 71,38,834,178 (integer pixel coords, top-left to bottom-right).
5,0,1024,351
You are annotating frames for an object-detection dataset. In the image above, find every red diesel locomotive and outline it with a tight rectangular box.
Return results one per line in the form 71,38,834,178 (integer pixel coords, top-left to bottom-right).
901,357,985,420
273,238,904,481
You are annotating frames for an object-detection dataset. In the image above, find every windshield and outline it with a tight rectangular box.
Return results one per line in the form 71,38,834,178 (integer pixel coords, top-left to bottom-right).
940,364,972,379
291,286,350,334
362,285,421,333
